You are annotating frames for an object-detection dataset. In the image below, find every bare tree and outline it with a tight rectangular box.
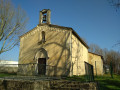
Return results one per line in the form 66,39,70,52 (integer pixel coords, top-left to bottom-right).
89,43,120,74
108,0,120,11
113,40,120,50
0,0,28,54
106,50,120,73
89,44,103,55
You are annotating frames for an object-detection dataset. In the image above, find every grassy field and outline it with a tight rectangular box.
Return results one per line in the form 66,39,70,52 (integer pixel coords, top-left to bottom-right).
0,73,17,77
66,74,120,90
95,74,120,90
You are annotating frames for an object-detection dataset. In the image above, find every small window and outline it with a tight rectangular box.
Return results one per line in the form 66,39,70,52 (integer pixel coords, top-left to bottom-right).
42,31,45,43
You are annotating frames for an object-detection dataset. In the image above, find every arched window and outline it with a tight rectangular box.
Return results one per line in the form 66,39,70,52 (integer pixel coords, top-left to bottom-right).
42,31,45,43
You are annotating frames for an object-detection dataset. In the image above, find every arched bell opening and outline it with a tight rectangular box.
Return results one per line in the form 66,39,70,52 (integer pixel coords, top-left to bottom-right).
34,48,49,75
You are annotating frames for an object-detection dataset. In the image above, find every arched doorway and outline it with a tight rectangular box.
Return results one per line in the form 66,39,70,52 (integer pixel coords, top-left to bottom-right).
35,48,48,75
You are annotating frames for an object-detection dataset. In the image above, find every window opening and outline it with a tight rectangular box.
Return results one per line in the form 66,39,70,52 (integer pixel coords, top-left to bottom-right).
42,31,45,43
42,13,47,23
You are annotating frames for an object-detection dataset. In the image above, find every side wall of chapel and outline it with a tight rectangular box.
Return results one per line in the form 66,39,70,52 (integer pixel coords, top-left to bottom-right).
72,34,88,75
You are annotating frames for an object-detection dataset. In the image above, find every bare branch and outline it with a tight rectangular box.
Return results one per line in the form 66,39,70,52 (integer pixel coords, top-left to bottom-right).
108,0,120,11
0,0,28,54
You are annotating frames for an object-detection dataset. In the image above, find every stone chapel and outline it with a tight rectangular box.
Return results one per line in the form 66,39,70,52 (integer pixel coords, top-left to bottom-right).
18,9,103,76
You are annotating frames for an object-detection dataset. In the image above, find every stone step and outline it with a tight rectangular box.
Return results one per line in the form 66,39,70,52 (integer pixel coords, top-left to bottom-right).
51,87,83,90
0,76,61,81
50,80,69,85
50,81,94,90
50,81,83,85
51,82,87,87
52,86,86,89
54,83,87,86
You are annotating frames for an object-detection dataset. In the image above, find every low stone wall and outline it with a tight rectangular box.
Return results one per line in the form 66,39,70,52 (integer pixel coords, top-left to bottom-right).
17,64,36,76
0,66,18,74
0,79,98,90
0,80,50,90
0,80,34,90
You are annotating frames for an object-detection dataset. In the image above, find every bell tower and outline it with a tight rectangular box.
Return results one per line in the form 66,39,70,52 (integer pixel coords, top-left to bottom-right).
39,9,51,24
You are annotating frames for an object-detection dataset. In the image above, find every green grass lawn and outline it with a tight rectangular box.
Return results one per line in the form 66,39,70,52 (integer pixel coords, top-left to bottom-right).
95,74,120,90
0,73,17,77
66,74,120,90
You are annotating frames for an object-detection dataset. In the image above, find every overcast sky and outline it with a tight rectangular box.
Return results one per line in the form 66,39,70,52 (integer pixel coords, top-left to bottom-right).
0,0,120,61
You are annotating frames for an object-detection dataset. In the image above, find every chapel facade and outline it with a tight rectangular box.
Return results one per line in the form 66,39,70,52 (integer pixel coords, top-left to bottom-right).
18,9,103,76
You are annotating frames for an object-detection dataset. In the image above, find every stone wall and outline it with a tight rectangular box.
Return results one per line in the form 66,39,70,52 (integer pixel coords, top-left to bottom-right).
17,64,36,76
18,24,72,76
72,34,88,75
88,52,103,75
0,80,34,90
0,79,98,90
18,24,90,76
0,67,18,74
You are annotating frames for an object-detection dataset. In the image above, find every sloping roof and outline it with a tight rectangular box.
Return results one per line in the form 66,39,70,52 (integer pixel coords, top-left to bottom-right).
20,24,89,48
72,29,89,49
88,51,104,60
88,51,102,56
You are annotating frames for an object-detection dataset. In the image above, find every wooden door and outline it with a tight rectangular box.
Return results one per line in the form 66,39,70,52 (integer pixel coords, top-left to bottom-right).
38,58,46,75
